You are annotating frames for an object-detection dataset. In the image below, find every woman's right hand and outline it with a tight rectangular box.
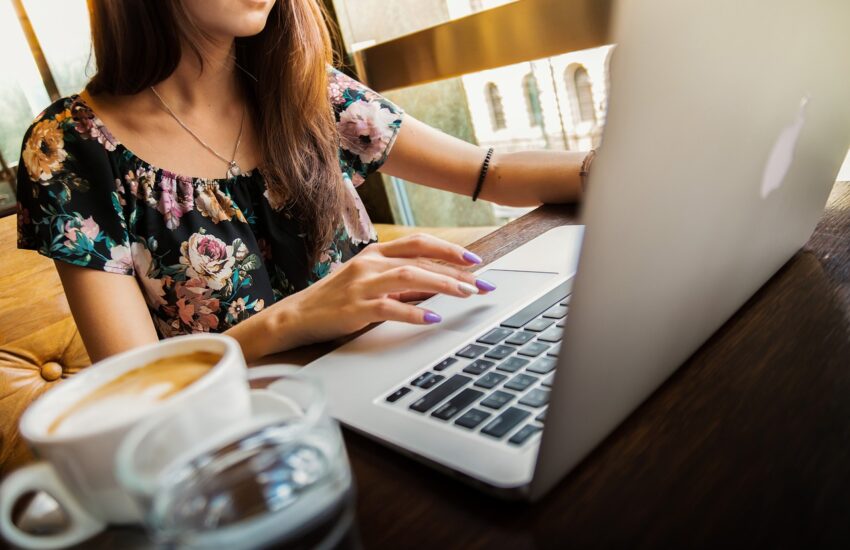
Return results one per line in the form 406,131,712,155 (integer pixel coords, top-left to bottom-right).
229,233,496,360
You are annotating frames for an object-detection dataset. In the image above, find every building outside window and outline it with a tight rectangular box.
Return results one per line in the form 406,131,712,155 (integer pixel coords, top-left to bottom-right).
486,83,507,131
523,73,543,128
569,64,597,124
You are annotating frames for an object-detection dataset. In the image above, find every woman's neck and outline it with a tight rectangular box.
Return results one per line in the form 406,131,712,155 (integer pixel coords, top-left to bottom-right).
153,37,243,112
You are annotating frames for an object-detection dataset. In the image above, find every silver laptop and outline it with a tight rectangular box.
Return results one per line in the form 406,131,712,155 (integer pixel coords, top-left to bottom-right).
292,0,850,500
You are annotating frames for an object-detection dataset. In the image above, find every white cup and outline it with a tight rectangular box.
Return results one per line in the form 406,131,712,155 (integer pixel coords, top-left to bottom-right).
0,334,252,549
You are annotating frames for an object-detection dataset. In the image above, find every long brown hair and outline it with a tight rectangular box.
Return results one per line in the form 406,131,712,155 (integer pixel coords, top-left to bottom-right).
86,0,344,261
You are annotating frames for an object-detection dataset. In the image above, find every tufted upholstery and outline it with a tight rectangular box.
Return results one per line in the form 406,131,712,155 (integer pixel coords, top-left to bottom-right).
0,214,91,477
0,214,494,477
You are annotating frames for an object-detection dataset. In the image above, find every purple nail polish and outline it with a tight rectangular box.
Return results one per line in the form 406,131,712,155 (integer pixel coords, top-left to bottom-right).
424,312,442,324
463,251,482,264
475,278,497,292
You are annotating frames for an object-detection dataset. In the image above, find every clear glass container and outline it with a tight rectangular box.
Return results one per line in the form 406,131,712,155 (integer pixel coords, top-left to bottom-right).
116,369,355,550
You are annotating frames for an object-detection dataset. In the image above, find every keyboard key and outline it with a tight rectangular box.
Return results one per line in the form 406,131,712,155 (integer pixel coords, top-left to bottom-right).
543,305,568,319
525,318,554,332
385,387,411,403
560,296,571,306
485,345,515,360
477,327,513,345
411,372,444,389
455,408,491,429
432,357,458,372
481,407,531,439
547,343,562,357
538,328,563,343
518,342,550,357
462,359,495,375
505,331,535,345
456,344,488,359
409,375,471,413
527,357,557,374
505,373,538,391
508,423,542,445
556,320,566,328
480,390,514,410
497,357,529,373
431,389,484,421
474,372,507,389
500,281,572,328
519,388,550,408
542,374,555,387
536,409,547,422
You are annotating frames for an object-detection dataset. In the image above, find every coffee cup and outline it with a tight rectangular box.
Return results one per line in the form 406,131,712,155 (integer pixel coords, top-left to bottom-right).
0,334,251,549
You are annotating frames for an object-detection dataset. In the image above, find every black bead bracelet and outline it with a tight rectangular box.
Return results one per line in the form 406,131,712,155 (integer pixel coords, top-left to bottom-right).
472,147,494,202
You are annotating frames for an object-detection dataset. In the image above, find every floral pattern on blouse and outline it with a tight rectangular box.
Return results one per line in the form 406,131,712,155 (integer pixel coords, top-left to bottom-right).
17,68,403,337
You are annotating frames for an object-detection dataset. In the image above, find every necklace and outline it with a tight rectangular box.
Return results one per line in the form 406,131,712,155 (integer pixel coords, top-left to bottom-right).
150,86,246,179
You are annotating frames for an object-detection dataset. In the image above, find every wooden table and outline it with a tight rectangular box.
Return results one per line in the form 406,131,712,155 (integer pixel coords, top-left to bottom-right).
79,182,850,548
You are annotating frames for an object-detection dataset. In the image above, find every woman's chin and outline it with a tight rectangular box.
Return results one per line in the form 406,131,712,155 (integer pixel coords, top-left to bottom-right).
232,20,270,38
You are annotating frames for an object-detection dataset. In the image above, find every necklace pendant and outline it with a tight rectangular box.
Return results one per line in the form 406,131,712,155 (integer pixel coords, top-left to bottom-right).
228,161,242,178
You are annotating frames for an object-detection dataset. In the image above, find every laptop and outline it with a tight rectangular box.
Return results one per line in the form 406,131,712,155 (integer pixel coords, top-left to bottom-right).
292,0,850,500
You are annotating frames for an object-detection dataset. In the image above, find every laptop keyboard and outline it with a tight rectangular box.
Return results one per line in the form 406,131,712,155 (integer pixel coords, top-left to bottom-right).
384,280,571,447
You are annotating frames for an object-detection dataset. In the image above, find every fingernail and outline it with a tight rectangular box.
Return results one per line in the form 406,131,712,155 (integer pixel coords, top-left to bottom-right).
475,278,497,292
424,311,442,324
458,282,479,295
463,251,482,264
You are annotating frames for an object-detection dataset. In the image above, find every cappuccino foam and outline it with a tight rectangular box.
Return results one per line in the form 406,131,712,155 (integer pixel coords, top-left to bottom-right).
48,351,221,436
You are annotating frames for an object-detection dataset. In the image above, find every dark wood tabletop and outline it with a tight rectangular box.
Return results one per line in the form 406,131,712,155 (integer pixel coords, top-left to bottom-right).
75,182,850,549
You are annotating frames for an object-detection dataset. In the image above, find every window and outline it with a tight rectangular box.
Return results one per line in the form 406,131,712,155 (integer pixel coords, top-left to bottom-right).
0,0,92,215
22,0,94,97
522,73,543,128
485,82,506,131
566,64,596,124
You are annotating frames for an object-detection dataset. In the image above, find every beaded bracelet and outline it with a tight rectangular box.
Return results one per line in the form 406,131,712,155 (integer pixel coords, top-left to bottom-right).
472,147,494,202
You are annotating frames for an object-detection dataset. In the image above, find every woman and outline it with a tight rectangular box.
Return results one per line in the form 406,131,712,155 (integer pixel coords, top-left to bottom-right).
16,0,588,363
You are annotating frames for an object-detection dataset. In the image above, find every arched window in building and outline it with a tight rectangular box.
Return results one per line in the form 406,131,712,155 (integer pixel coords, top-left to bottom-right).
523,73,543,127
485,82,506,131
566,64,596,124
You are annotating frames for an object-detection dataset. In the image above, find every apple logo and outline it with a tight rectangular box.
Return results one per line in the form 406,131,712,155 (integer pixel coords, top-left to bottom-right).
761,96,810,199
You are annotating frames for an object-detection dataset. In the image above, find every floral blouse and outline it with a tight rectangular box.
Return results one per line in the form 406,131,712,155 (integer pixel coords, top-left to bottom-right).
16,69,404,337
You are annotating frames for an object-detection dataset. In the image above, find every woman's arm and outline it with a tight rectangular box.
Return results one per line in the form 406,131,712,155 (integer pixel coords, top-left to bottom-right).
55,262,160,363
58,234,489,363
380,115,587,206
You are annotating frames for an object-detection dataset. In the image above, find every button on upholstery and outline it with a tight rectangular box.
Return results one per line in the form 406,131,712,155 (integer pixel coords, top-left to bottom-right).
40,362,63,382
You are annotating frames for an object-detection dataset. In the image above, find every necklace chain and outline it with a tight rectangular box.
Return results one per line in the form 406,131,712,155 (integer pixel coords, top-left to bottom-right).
150,86,245,179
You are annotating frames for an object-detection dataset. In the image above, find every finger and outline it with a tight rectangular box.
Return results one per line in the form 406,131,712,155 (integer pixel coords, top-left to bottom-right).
394,291,436,303
365,298,443,325
367,266,481,298
377,233,482,266
381,257,496,294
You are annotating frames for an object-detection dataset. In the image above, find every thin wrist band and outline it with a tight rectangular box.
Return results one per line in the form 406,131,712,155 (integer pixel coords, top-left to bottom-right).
472,147,494,202
580,149,597,191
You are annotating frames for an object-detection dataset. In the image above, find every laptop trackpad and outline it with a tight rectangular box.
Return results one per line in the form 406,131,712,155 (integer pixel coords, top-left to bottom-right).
301,269,563,400
334,269,562,357
425,269,559,333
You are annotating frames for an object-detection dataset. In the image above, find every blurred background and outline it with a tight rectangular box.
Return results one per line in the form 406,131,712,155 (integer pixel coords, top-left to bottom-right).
1,0,848,224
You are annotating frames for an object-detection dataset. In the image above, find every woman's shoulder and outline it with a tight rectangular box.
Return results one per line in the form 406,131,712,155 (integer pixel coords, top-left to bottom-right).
326,66,387,108
21,94,119,184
